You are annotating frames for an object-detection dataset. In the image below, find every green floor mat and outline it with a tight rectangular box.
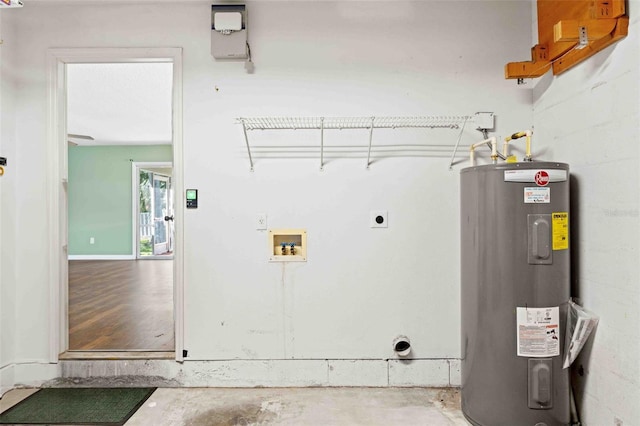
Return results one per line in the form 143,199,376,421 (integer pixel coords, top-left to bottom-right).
0,387,156,425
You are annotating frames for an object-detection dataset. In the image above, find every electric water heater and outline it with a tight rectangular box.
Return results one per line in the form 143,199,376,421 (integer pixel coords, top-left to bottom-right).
460,162,570,426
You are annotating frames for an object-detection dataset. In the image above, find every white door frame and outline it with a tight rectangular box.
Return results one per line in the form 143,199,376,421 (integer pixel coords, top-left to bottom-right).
47,47,184,362
132,162,173,259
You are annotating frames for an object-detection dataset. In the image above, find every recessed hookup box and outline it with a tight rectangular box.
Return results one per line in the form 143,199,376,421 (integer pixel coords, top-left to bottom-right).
269,229,307,262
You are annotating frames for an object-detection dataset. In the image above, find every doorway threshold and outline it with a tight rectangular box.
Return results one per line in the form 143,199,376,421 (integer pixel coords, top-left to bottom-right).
60,351,174,360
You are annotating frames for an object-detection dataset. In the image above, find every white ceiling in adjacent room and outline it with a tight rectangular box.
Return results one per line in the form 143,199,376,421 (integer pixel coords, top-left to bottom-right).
66,62,173,146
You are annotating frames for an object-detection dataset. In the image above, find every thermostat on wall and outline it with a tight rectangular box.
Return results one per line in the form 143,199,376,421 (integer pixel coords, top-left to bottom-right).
186,189,198,208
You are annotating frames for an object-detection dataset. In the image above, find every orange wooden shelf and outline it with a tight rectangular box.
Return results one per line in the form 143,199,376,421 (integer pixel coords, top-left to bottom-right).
505,0,628,80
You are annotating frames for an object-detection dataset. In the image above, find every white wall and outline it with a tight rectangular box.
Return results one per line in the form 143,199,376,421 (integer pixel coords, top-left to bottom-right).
0,9,5,392
0,9,17,394
1,0,533,385
532,3,640,425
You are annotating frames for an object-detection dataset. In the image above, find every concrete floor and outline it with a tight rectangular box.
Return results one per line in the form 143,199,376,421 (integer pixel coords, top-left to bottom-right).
2,387,470,425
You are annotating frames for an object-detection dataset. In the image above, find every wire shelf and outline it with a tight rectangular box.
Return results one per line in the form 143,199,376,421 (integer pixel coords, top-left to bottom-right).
237,115,481,171
238,115,472,131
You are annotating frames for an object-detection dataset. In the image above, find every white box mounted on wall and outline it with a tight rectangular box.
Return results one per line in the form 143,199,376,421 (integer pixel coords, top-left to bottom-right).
211,4,248,59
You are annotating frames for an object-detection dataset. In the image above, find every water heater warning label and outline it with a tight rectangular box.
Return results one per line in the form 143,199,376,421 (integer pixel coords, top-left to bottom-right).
552,212,569,250
524,187,550,203
516,307,560,357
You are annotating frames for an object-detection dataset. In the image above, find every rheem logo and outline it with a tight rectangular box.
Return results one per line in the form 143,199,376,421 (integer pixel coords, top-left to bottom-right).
534,170,550,186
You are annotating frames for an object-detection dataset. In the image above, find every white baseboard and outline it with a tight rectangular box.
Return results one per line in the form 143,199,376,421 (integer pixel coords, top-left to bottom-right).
68,255,135,260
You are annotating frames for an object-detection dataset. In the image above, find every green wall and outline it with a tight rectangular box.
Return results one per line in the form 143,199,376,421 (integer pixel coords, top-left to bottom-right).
68,145,172,256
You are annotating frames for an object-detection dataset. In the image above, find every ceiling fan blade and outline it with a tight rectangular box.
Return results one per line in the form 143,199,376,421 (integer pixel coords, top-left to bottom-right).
67,134,95,140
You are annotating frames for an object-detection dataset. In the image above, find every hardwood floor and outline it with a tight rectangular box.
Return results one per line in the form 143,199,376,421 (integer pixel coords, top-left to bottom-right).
68,260,174,351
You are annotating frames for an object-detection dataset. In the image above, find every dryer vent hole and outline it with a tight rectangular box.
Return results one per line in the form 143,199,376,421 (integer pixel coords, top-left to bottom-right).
394,341,410,352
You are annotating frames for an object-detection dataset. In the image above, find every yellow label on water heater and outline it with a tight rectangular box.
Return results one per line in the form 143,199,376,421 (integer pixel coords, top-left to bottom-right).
552,212,569,250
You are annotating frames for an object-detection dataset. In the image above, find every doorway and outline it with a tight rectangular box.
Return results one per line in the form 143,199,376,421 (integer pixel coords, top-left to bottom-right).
66,63,174,352
48,48,184,360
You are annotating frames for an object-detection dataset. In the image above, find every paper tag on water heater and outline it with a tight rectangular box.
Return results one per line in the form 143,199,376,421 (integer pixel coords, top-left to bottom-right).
516,307,560,357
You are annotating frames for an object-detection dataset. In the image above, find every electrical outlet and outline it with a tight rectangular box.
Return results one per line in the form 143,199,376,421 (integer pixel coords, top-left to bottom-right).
370,210,388,228
256,213,267,230
89,237,95,245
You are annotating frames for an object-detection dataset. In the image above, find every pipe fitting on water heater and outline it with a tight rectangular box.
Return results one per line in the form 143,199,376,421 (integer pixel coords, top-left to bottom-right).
503,129,533,161
469,137,497,166
393,335,411,357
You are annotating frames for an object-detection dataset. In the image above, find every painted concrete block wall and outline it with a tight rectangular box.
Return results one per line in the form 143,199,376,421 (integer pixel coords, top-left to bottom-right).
532,6,640,425
1,0,532,384
67,145,172,256
59,359,460,388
